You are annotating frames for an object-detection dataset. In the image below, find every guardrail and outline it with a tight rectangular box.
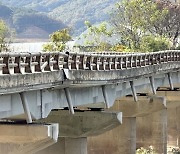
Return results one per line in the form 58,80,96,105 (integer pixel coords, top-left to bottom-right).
0,50,179,75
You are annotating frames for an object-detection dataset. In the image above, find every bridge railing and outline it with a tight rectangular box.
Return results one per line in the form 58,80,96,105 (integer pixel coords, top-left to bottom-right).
0,50,179,75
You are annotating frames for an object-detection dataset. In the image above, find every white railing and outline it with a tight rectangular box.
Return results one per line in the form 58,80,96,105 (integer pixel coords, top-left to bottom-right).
0,50,179,75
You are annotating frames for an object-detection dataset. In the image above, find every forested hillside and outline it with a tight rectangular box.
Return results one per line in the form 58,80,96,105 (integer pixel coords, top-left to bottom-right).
0,4,66,40
0,0,119,36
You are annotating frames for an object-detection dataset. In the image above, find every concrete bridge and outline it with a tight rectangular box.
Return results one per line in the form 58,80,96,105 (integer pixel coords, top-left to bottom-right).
0,50,180,153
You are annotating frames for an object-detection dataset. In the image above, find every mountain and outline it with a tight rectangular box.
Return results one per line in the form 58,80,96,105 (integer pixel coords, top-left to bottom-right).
0,0,119,36
0,4,66,40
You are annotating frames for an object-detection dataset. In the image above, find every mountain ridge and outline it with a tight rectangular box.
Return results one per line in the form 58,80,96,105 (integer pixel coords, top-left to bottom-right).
1,0,119,36
0,4,66,40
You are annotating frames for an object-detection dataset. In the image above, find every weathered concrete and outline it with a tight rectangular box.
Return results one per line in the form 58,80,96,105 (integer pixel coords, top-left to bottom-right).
88,117,136,154
157,89,180,108
38,110,122,137
36,137,87,154
86,95,167,154
136,109,167,154
111,95,166,117
0,51,179,122
0,72,174,121
0,123,58,154
0,71,65,94
167,107,180,148
64,63,180,82
0,62,180,94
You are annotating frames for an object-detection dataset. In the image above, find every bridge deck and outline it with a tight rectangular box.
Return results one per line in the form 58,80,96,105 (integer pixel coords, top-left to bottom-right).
0,50,179,121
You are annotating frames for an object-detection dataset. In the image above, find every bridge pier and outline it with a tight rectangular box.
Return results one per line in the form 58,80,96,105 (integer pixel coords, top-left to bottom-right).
86,95,167,154
113,95,166,117
136,109,167,153
156,89,180,150
88,117,136,154
0,123,58,154
38,110,122,137
36,110,122,154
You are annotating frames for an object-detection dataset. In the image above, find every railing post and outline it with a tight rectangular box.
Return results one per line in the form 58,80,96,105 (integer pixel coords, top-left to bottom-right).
53,53,60,70
35,54,42,72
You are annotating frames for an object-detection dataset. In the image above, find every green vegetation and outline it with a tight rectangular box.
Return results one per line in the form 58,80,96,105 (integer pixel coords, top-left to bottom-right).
136,146,155,154
83,21,112,51
140,35,170,52
155,1,180,47
0,20,12,52
108,0,171,52
43,28,72,52
83,0,180,52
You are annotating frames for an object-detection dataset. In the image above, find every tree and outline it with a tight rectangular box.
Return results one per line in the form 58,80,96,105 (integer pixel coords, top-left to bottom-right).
110,0,168,50
43,28,72,52
83,21,113,51
140,35,170,52
0,20,12,52
155,0,180,47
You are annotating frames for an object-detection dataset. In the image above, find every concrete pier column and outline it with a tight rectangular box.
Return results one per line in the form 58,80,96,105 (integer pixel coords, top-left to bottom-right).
136,109,167,154
36,110,122,154
167,107,179,148
176,106,180,147
155,89,180,150
36,137,87,154
88,117,136,154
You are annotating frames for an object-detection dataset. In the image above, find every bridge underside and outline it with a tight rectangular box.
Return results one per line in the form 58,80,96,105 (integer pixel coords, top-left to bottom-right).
0,69,178,121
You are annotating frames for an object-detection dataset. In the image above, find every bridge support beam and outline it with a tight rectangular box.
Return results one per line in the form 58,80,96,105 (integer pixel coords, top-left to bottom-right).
0,123,58,154
19,92,32,123
115,96,166,117
149,76,157,95
130,81,138,102
167,73,174,90
38,110,122,137
64,88,75,114
102,85,110,108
